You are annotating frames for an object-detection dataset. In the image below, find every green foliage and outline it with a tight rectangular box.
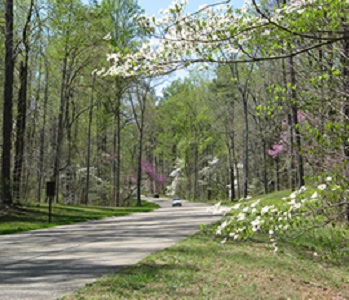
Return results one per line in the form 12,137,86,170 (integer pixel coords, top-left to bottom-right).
155,75,228,199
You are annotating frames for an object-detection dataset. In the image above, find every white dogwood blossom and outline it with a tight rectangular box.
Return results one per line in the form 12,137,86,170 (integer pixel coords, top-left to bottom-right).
98,0,344,78
317,184,327,190
209,176,345,253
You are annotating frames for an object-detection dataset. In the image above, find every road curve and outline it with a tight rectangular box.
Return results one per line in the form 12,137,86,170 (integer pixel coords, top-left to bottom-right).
0,198,222,300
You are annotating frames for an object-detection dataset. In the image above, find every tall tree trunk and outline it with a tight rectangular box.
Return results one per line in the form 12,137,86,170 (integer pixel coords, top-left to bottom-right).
1,0,14,206
242,97,249,198
287,113,296,191
130,86,148,207
64,91,73,204
85,77,95,205
193,140,198,201
115,93,121,206
229,64,250,198
136,123,144,207
289,55,305,188
282,57,296,191
13,60,28,201
235,155,241,199
96,96,108,177
112,114,117,206
37,62,48,203
261,136,268,194
24,68,36,202
228,131,236,201
152,152,157,195
282,0,304,189
53,40,69,203
227,101,236,201
185,153,191,199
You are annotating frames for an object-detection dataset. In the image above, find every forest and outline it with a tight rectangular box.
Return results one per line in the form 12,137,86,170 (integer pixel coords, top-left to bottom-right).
2,1,349,298
0,0,348,217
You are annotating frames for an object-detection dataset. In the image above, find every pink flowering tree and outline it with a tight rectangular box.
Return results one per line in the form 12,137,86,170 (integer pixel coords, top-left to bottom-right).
268,110,307,160
268,144,285,159
142,160,168,194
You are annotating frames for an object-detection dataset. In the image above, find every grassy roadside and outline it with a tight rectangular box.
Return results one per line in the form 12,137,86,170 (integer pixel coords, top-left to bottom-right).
62,229,349,300
62,191,349,300
219,190,292,206
0,199,159,235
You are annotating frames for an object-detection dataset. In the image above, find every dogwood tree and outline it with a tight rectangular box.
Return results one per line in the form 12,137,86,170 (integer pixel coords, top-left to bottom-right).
99,0,348,77
97,0,349,253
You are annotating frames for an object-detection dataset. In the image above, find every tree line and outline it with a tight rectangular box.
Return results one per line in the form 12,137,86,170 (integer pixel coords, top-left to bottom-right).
1,0,348,212
0,0,160,207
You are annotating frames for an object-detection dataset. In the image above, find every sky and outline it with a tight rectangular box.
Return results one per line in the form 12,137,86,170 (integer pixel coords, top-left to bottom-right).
136,0,246,95
138,0,245,16
80,0,246,94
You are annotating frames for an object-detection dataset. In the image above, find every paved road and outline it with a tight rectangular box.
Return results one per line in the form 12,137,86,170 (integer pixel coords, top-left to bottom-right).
0,198,222,300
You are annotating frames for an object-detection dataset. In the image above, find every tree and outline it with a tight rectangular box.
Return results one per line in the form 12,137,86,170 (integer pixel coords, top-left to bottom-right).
1,0,14,206
98,0,143,206
128,80,152,206
157,76,221,200
13,0,34,201
96,0,349,253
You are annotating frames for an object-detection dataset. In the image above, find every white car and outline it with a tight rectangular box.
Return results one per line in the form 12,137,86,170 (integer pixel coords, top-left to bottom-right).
172,198,182,207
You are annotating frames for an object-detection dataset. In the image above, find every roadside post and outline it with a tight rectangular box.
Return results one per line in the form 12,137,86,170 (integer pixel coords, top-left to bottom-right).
46,181,55,223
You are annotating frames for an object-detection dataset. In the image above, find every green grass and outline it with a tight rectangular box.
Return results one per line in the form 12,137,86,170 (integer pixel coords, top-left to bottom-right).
219,190,292,206
0,199,159,235
62,230,349,300
62,190,349,300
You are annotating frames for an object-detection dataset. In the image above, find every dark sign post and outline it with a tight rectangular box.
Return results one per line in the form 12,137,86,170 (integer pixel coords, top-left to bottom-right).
46,181,55,223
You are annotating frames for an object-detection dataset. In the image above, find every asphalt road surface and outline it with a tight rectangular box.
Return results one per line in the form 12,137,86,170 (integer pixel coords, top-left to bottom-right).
0,198,222,300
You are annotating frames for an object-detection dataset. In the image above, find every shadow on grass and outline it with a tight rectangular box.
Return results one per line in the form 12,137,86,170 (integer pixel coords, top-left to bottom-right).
172,229,349,271
0,200,160,235
0,207,48,223
79,260,201,298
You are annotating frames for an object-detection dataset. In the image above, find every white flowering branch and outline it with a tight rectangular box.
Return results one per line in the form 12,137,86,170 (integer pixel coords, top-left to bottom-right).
97,0,348,78
210,177,348,253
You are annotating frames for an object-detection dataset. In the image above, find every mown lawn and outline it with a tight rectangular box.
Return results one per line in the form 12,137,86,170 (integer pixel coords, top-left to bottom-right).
62,191,349,300
0,199,159,235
